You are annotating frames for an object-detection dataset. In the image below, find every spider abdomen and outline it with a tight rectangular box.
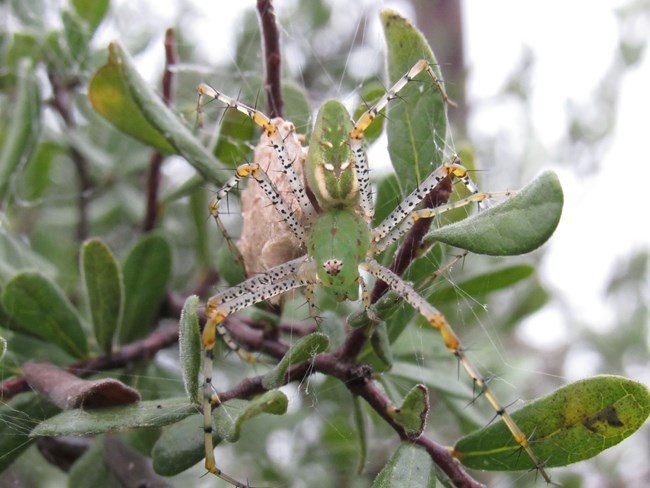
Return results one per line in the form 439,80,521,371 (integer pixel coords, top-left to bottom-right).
308,208,370,302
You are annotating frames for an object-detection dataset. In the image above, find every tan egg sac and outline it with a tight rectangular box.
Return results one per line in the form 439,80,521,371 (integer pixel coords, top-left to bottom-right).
237,119,309,279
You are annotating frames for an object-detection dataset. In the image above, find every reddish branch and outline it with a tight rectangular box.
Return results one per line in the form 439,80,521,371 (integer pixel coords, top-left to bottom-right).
0,323,180,400
142,29,177,232
219,322,484,488
257,0,283,118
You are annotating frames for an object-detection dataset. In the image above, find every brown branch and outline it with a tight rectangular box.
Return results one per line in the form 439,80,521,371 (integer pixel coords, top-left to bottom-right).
213,325,483,488
257,0,283,117
0,323,179,400
222,313,483,487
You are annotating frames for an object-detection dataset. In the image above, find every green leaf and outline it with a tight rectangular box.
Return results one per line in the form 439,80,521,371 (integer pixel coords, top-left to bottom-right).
0,59,41,202
282,80,312,138
179,295,201,405
0,225,56,284
152,413,212,476
372,174,402,231
353,397,368,475
215,391,288,442
212,107,257,168
187,186,212,269
2,271,88,358
120,234,171,344
454,375,650,470
62,9,91,65
72,0,110,33
349,291,403,329
88,49,176,154
427,171,564,256
369,321,393,371
391,361,473,402
262,333,329,389
214,236,247,286
81,239,123,354
381,8,448,195
353,82,387,146
393,384,429,439
372,443,436,488
90,42,231,186
31,397,196,437
15,141,58,202
428,265,534,305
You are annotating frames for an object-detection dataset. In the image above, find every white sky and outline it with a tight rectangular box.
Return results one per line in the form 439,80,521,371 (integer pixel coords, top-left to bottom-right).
463,1,650,362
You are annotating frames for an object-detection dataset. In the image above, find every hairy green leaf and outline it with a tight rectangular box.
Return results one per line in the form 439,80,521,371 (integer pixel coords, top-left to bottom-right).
179,295,201,405
382,8,448,195
393,384,429,439
81,239,123,354
428,171,563,255
0,59,41,202
215,391,288,442
454,375,650,470
373,443,436,488
31,398,196,437
262,333,329,389
2,271,88,358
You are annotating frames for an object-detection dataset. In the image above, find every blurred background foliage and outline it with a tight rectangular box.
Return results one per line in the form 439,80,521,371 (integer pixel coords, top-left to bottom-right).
0,0,649,487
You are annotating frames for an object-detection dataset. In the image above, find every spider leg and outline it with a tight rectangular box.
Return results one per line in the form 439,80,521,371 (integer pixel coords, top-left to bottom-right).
360,258,553,484
202,258,317,485
370,161,508,254
210,162,307,244
348,60,455,221
198,84,314,219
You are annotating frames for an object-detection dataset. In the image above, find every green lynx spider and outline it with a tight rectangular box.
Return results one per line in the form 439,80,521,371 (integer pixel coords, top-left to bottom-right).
196,59,552,486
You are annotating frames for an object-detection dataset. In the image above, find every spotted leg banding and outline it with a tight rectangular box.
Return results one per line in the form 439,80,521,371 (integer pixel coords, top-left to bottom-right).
360,258,553,484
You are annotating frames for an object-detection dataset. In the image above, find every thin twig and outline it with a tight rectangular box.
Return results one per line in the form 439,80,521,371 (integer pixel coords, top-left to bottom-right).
257,0,283,118
142,29,176,232
0,323,179,400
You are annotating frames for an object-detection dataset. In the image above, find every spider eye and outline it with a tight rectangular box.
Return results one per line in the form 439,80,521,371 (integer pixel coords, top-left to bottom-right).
323,259,343,276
